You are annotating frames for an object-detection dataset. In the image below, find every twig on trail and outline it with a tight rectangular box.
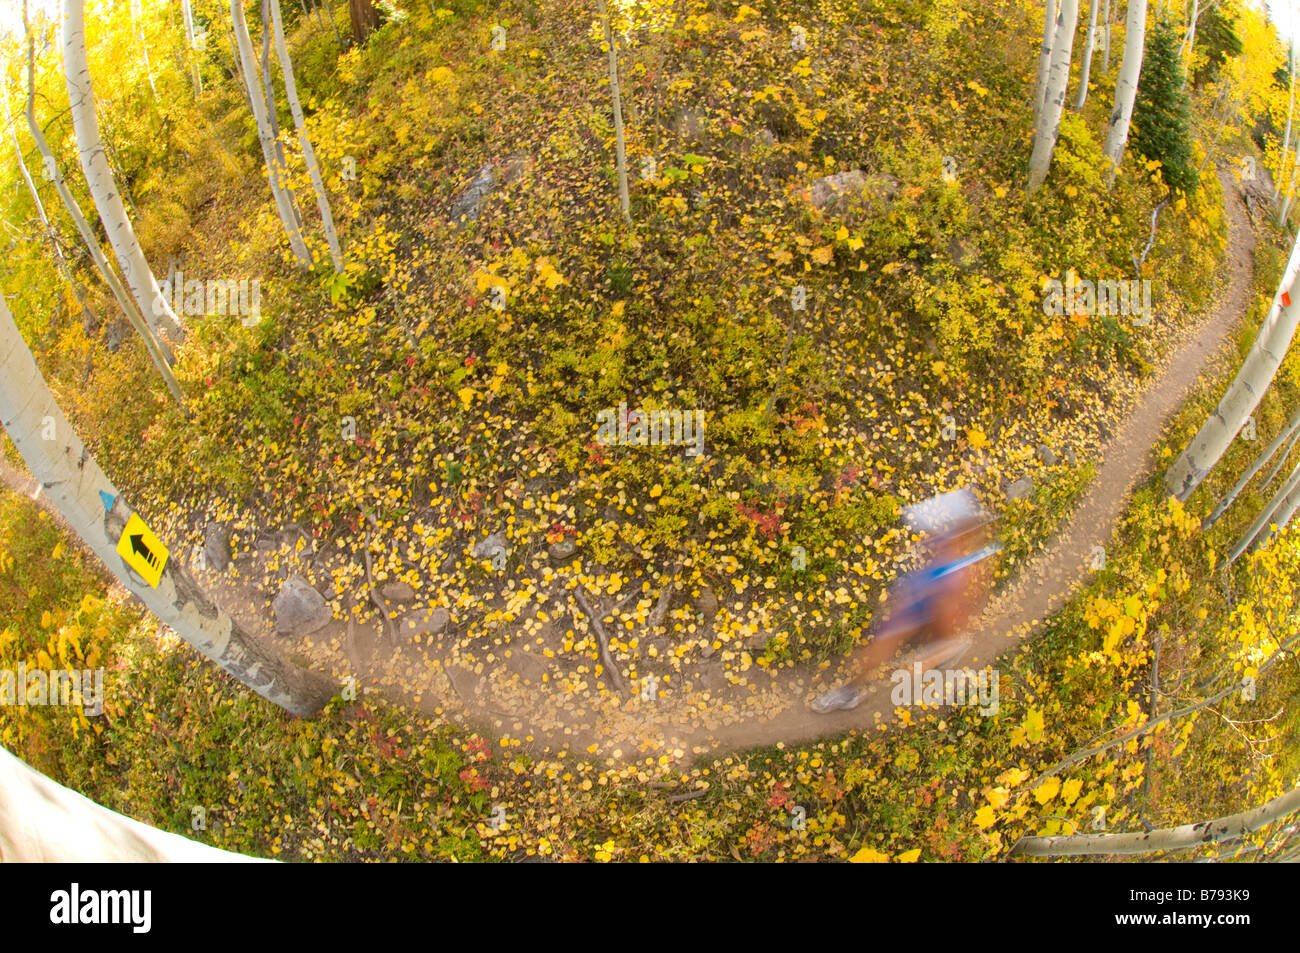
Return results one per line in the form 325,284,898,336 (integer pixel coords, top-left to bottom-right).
362,512,398,642
666,787,708,804
573,587,630,699
645,561,684,632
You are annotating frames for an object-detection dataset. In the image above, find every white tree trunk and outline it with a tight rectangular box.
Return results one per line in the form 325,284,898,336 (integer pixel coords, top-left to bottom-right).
1102,0,1111,73
0,744,269,861
181,0,203,96
1280,120,1300,225
1028,0,1079,193
1013,784,1300,856
14,16,183,403
1166,230,1300,501
1229,459,1300,561
1035,0,1059,120
1278,46,1296,203
270,0,343,271
1103,0,1148,181
229,0,314,267
597,0,631,224
2,68,88,321
1181,0,1198,77
0,291,335,716
1204,404,1300,529
61,0,184,343
1074,0,1100,109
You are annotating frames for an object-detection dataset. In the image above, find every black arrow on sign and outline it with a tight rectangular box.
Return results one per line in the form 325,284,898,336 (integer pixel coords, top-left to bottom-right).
130,533,159,570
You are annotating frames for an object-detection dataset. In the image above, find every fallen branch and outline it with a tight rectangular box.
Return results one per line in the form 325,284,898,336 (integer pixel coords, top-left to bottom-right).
362,511,398,642
1011,785,1300,857
645,561,684,631
573,587,629,698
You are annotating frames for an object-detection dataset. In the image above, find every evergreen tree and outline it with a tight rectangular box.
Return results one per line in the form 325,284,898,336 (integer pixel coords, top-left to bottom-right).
1194,0,1244,88
1132,20,1198,194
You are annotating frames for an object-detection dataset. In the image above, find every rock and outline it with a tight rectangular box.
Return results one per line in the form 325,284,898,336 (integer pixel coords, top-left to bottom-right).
273,576,332,636
756,128,776,146
254,534,279,554
1005,477,1034,502
399,607,450,639
473,532,509,560
381,581,416,603
701,643,716,659
548,539,577,561
449,162,496,224
1036,444,1059,466
1064,447,1079,468
805,170,899,213
203,524,231,572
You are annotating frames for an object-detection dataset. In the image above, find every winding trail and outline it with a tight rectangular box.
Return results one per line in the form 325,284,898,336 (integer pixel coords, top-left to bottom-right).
0,169,1259,767
398,165,1258,764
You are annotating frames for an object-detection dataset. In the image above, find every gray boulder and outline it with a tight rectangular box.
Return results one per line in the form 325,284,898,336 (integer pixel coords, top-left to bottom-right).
450,163,496,224
399,607,450,639
273,576,332,636
203,524,232,572
381,580,416,604
1005,477,1034,502
473,532,509,560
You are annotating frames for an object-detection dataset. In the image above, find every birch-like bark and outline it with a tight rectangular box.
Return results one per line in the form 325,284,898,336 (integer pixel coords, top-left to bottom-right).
1228,457,1300,561
1013,785,1300,856
597,0,631,224
1181,0,1199,77
270,0,344,271
0,745,269,861
1102,0,1111,73
259,0,289,175
1204,405,1300,529
14,20,182,400
181,0,202,96
229,0,313,267
61,0,184,343
1028,0,1079,193
1074,0,1100,109
1166,231,1300,501
1277,45,1295,203
1103,0,1148,182
0,291,335,716
1,66,97,334
1035,0,1058,121
128,0,158,101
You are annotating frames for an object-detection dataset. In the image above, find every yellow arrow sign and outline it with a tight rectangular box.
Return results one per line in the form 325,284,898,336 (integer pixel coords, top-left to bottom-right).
116,513,169,588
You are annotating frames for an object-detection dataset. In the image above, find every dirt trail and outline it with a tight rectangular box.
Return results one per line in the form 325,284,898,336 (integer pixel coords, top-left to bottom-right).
1,169,1258,768
676,166,1258,754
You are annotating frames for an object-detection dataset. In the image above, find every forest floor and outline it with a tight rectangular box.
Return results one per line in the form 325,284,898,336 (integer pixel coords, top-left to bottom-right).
168,165,1257,767
1,167,1258,770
